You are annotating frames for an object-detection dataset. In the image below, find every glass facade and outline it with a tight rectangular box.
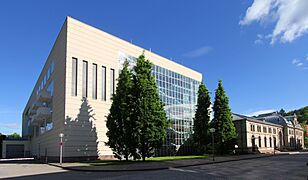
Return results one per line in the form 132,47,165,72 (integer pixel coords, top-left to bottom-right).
152,65,200,147
118,51,200,150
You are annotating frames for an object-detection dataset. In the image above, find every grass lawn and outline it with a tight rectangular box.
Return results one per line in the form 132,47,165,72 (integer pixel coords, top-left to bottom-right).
79,155,208,166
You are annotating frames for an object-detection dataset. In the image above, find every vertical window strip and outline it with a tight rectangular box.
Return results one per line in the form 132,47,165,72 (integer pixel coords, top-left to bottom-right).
82,61,88,97
110,68,115,99
71,58,77,96
102,66,106,101
92,63,97,99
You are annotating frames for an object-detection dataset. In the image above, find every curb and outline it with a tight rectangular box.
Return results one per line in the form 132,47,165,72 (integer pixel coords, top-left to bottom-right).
48,154,286,172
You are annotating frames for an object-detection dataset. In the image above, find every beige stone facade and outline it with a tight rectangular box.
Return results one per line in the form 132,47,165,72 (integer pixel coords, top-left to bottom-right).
233,113,304,153
22,17,202,161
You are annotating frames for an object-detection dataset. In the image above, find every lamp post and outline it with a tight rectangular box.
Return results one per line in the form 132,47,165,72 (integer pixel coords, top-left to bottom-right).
273,136,276,155
252,136,255,152
59,133,64,165
209,128,215,161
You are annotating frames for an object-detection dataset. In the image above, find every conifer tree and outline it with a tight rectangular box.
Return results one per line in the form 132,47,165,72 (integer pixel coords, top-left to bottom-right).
193,82,211,154
132,54,167,161
106,60,133,160
212,80,237,154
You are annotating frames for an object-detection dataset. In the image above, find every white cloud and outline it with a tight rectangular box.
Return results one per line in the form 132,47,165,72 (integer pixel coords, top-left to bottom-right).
183,46,212,58
246,109,277,117
254,39,263,44
292,58,300,64
254,34,264,44
291,57,308,70
240,0,308,43
297,62,304,66
240,0,276,25
0,123,20,129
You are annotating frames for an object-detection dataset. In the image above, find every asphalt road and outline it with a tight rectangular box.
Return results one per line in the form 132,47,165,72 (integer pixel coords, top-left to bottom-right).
0,154,307,180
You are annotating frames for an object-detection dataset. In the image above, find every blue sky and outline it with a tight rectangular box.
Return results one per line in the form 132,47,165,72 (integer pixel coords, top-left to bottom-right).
1,0,308,135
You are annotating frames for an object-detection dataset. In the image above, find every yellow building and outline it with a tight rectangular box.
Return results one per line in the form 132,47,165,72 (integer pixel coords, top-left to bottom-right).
22,17,202,161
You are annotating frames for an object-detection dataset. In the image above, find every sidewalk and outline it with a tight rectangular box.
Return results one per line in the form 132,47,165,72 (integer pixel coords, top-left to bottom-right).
48,153,286,172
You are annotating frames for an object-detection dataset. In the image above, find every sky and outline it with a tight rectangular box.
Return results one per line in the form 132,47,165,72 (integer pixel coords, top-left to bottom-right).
0,0,308,135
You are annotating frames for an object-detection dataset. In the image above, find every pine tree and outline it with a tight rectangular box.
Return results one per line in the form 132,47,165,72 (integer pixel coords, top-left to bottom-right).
106,60,134,160
132,54,167,161
279,108,286,116
212,80,237,155
193,82,211,154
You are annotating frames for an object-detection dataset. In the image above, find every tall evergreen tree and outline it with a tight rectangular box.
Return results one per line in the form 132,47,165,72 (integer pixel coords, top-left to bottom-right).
212,80,237,155
279,108,287,116
132,54,167,161
193,82,211,154
106,60,133,160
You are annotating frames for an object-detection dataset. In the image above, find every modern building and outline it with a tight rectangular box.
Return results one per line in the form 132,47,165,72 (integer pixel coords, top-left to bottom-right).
22,17,202,161
233,112,304,153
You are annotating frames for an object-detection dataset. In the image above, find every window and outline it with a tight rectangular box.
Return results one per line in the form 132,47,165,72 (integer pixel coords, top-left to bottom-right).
43,75,47,86
82,61,88,97
250,124,254,131
257,125,261,132
269,137,272,147
51,60,54,73
269,128,272,133
263,126,267,133
92,64,97,99
71,58,78,96
273,128,276,134
47,81,54,96
258,136,261,147
47,67,51,80
102,66,106,101
110,68,115,99
46,122,53,131
264,137,267,147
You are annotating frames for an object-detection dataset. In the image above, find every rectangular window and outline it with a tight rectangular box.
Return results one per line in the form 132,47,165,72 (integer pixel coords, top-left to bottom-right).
43,75,46,86
82,61,88,97
92,63,97,99
47,81,54,96
51,60,55,73
47,67,51,80
71,58,77,96
102,66,106,101
110,68,115,99
257,126,261,132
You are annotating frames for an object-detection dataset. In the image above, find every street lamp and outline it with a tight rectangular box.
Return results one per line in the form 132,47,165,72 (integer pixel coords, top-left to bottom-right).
209,128,215,161
273,136,276,155
59,133,64,165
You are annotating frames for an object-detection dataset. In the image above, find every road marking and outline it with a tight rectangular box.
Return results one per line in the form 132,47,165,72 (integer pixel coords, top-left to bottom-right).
169,167,198,173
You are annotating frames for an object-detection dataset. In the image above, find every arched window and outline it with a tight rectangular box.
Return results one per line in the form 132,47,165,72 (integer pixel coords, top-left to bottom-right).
258,136,261,147
269,137,272,147
264,137,267,147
